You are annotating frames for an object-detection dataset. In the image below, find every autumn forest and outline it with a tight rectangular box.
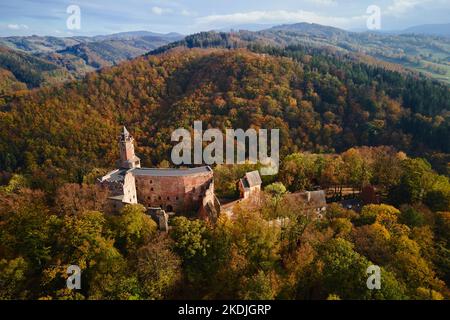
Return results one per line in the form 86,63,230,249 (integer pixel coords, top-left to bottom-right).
0,27,449,301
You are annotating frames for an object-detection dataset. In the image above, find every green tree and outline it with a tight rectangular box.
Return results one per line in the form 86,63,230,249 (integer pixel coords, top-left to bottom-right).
137,234,182,299
424,190,450,212
314,238,406,299
389,158,436,205
399,206,425,228
230,209,281,273
238,270,279,300
263,182,287,218
0,191,55,269
43,210,133,299
111,204,157,253
0,174,29,193
170,216,211,286
264,182,287,198
0,257,29,299
170,216,210,260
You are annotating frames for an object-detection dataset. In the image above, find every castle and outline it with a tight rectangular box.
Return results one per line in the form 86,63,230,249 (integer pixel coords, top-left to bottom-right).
98,127,327,227
98,127,220,222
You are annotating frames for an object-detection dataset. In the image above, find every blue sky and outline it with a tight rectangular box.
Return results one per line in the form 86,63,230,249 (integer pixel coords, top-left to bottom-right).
0,0,449,36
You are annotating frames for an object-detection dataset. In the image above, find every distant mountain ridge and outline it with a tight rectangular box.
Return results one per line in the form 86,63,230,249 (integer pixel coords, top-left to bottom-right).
0,31,184,82
401,23,450,37
269,23,350,37
0,31,183,52
89,31,183,41
217,24,276,32
0,45,73,93
151,22,450,84
1,22,450,95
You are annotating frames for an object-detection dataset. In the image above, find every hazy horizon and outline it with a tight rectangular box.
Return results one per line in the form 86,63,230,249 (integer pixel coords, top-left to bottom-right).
1,22,450,39
1,0,449,37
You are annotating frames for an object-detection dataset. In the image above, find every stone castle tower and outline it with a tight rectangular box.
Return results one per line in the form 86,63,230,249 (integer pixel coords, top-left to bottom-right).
118,127,141,169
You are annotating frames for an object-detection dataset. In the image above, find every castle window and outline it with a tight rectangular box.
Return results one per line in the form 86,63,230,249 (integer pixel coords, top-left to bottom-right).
147,196,150,200
151,188,154,191
158,196,161,200
176,197,179,200
150,180,153,184
167,197,170,200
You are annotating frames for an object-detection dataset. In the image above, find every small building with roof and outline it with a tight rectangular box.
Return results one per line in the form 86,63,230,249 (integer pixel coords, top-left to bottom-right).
285,190,327,218
238,170,262,199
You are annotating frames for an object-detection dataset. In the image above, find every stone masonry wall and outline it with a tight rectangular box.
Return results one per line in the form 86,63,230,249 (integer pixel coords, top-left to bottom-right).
135,171,213,213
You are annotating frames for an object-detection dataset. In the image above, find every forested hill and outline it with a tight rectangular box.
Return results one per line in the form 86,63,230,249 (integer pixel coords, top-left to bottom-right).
0,32,184,88
0,45,74,93
0,47,449,190
150,25,450,84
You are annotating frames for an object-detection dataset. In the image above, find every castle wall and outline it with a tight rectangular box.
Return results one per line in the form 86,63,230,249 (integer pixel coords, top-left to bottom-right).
135,171,213,213
201,181,215,208
100,180,123,197
123,172,137,204
198,181,220,222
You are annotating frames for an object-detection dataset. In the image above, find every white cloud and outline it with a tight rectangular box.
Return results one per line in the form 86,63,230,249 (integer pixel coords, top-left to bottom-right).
151,6,173,15
181,9,194,16
305,0,338,7
152,7,163,15
7,24,29,30
386,0,432,16
196,10,366,30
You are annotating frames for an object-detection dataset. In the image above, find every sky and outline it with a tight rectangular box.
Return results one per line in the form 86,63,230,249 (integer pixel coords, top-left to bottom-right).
0,0,449,37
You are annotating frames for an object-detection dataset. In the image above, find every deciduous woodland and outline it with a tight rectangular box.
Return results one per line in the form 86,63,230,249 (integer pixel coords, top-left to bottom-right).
0,45,449,299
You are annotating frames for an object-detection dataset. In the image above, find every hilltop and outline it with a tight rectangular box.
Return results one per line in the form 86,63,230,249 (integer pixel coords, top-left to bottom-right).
0,31,184,84
0,45,73,93
2,22,449,96
0,47,448,190
153,23,450,84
